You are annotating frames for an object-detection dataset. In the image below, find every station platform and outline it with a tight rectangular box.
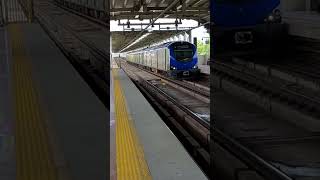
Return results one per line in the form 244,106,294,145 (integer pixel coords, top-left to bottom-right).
283,11,320,39
199,65,210,75
1,23,107,179
111,59,207,180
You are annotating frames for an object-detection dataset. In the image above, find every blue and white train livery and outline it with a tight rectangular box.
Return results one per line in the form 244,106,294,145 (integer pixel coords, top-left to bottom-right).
126,41,200,78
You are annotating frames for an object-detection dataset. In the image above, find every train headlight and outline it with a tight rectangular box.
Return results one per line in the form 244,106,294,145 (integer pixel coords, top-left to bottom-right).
171,66,176,70
265,9,281,23
193,65,198,69
267,15,274,21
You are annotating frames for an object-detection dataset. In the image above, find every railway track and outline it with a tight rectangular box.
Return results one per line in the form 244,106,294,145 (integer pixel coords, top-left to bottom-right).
184,74,210,89
212,59,320,131
212,85,320,180
231,55,320,96
32,0,109,107
115,58,210,176
116,58,303,180
211,49,320,179
122,59,210,98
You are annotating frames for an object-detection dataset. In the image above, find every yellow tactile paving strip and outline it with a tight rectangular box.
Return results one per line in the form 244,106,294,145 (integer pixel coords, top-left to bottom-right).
112,68,152,180
8,24,58,180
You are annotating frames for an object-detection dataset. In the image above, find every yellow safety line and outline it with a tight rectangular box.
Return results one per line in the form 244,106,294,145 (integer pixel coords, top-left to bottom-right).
8,24,57,180
112,68,152,180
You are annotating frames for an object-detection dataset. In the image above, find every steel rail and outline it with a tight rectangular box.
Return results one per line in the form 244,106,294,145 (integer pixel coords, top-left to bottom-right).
35,6,109,65
212,125,293,180
122,59,291,180
143,66,291,180
146,78,210,128
213,61,320,109
126,61,210,98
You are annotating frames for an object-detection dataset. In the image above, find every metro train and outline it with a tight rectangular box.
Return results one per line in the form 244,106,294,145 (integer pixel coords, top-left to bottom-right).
211,0,285,53
126,41,200,78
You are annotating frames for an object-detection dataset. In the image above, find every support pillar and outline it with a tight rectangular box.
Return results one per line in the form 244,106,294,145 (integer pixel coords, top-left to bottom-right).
28,0,34,23
194,37,197,48
306,0,311,12
187,30,192,42
0,0,4,26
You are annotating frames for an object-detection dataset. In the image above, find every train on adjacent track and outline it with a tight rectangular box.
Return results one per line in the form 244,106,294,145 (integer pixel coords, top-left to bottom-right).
126,41,200,78
211,0,285,54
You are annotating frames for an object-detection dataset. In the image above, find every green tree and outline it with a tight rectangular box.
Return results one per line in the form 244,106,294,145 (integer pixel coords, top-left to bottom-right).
197,40,210,56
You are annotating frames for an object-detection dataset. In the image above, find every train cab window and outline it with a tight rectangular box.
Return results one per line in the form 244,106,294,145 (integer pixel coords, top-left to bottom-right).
174,50,194,61
172,43,194,62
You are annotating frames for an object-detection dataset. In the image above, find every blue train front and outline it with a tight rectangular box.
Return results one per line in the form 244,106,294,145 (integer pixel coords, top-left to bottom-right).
168,42,199,77
211,0,286,54
126,41,200,78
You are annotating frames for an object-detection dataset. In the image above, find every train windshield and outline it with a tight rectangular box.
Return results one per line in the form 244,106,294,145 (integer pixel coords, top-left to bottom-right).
172,43,194,62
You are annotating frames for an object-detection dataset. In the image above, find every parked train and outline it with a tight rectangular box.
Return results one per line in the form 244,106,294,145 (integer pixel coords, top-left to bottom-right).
211,0,285,53
126,41,200,78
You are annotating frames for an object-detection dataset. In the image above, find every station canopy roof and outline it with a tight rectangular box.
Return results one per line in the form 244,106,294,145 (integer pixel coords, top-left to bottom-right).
111,30,187,52
110,0,209,53
110,0,209,23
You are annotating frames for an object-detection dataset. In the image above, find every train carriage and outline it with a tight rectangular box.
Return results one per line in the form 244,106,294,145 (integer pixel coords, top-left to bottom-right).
127,41,200,78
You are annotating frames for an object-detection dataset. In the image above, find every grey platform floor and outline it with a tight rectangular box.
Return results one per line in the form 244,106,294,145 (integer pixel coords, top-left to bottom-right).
16,23,108,180
0,27,15,180
114,67,208,180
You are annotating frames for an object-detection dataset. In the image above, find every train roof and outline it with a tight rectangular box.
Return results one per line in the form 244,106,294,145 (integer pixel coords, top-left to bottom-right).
127,41,194,54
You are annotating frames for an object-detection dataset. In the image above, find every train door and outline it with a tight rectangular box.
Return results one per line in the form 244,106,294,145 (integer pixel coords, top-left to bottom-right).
157,48,163,71
156,49,159,71
148,51,151,67
151,50,157,70
139,53,142,65
146,51,149,67
163,48,167,71
144,51,147,66
165,48,170,71
150,50,153,69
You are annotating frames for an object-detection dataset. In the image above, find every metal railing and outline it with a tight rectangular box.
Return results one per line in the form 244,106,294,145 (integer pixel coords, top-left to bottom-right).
54,0,108,23
0,0,33,24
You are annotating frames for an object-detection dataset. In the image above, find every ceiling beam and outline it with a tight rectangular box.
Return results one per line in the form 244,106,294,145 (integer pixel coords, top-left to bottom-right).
119,0,182,52
110,6,208,12
110,11,209,21
112,0,116,9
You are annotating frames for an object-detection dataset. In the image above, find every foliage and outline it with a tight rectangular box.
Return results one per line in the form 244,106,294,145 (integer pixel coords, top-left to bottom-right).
197,40,210,56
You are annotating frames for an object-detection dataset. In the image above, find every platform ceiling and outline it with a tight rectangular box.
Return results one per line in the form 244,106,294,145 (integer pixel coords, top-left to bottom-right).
110,0,209,23
111,30,186,52
110,0,209,52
